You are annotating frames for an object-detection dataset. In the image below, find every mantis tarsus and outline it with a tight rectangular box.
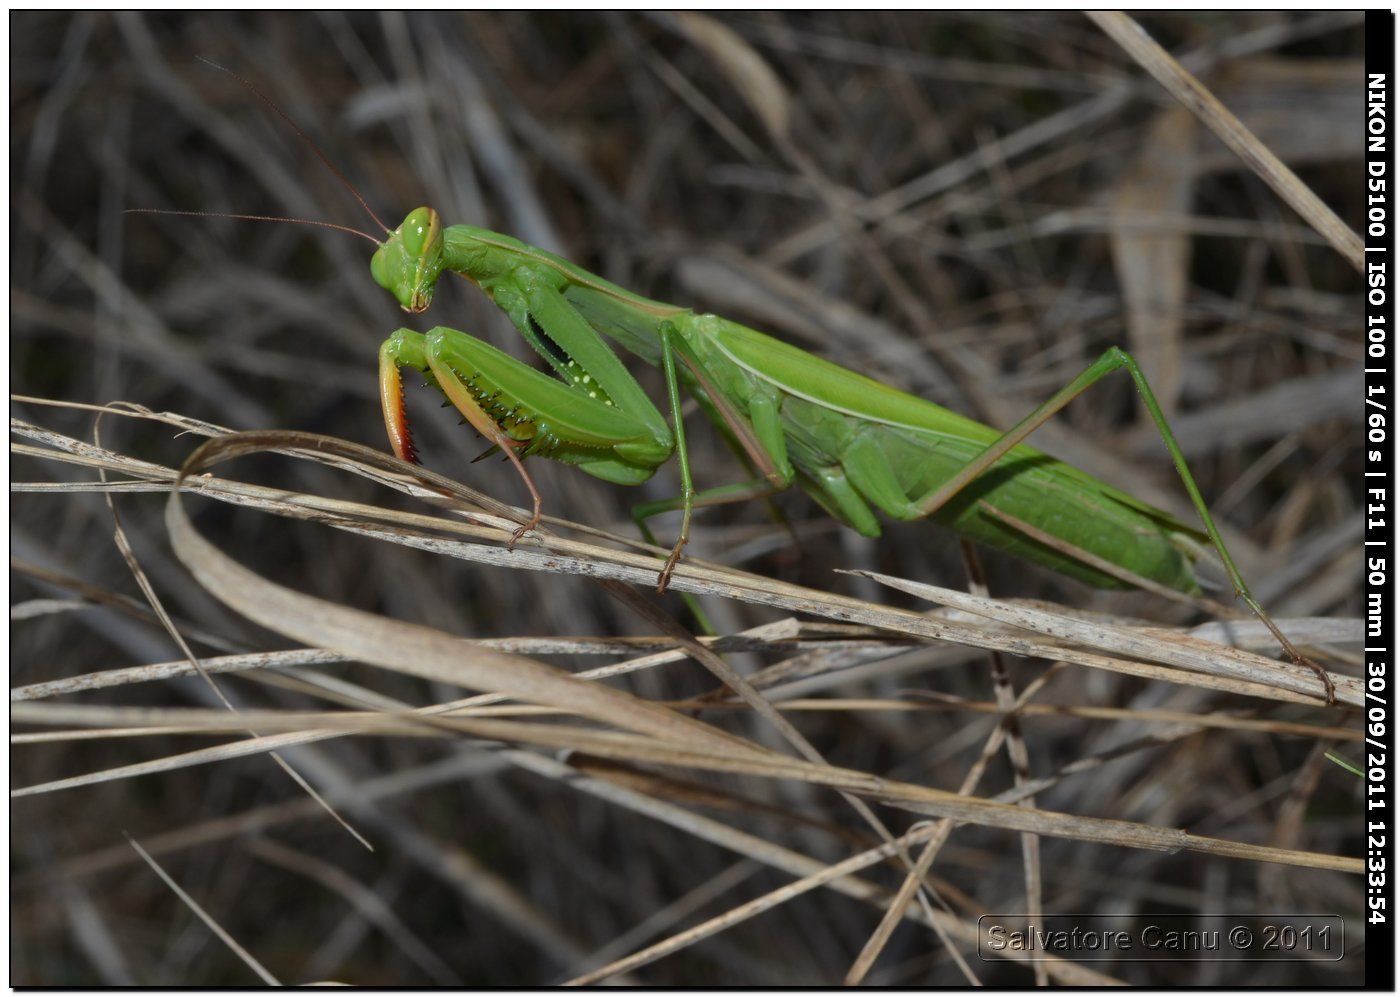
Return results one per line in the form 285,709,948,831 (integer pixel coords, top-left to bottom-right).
156,60,1334,704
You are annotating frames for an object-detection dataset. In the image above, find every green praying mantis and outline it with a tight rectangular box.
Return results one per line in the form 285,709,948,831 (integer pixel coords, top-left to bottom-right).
153,61,1334,703
367,207,1334,702
374,208,1197,595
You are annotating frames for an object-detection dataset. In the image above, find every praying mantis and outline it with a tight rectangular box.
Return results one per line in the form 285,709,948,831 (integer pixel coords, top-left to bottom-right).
373,208,1198,594
368,206,1333,701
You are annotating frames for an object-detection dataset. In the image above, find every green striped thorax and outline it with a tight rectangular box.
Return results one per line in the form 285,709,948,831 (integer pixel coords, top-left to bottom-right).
371,206,446,313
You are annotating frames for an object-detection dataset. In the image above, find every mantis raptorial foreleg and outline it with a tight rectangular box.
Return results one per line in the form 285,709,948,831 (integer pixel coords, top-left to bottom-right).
380,328,549,541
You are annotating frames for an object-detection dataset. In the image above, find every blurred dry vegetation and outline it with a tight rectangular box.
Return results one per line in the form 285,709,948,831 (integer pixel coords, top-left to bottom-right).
11,11,1367,986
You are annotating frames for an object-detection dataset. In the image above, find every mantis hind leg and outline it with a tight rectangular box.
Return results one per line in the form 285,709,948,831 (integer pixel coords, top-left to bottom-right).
911,346,1335,704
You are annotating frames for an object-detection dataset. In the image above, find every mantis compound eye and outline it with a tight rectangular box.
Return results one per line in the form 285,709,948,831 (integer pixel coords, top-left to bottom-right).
401,206,441,260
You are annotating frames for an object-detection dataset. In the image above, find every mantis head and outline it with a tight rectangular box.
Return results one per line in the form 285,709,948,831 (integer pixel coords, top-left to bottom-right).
371,206,446,313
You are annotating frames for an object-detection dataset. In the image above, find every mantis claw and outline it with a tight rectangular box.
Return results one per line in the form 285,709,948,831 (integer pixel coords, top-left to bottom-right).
1298,654,1336,706
378,334,420,464
656,538,688,593
507,509,541,549
1236,589,1336,704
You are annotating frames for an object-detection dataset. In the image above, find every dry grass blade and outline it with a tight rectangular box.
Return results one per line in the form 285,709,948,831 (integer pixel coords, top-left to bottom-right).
854,571,1356,706
1109,107,1196,413
564,823,1057,986
27,699,1369,867
1089,11,1363,272
125,835,281,986
670,12,793,143
166,433,766,761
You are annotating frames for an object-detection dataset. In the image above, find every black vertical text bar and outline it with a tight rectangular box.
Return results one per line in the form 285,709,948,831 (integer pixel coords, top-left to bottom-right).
1365,10,1395,991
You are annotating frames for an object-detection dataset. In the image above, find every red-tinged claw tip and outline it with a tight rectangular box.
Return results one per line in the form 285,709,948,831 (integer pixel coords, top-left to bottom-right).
386,404,419,465
379,357,420,465
398,401,419,463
